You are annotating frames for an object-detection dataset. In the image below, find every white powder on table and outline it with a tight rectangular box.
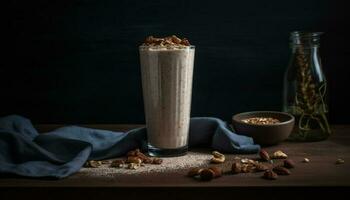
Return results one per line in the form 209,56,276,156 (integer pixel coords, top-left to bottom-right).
75,151,211,178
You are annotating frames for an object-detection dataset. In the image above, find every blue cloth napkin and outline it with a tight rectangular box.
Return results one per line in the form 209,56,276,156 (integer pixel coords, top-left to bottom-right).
0,115,260,179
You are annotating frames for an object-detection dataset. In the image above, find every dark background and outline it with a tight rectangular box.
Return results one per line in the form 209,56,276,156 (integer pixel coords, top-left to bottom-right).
3,0,349,124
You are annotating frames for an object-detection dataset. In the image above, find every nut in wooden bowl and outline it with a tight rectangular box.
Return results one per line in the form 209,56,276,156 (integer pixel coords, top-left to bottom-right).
232,111,295,146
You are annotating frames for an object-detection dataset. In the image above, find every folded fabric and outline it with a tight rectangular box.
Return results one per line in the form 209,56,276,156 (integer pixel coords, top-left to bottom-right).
0,115,260,179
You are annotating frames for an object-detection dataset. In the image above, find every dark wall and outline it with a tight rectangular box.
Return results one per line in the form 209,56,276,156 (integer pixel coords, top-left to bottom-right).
3,0,349,124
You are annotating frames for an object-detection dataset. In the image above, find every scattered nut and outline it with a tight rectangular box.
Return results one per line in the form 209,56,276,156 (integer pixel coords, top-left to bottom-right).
212,151,224,158
273,166,291,175
143,157,154,164
110,159,125,168
127,149,159,165
241,164,255,173
232,158,269,173
211,156,225,164
259,149,270,161
135,151,152,163
199,168,215,181
211,151,225,163
101,160,111,164
127,163,139,170
302,158,310,163
209,167,223,178
152,158,163,165
231,162,242,174
110,149,164,170
262,170,278,180
188,166,223,181
127,156,142,164
84,160,102,168
248,159,257,165
187,168,203,177
241,158,255,164
254,163,270,172
335,158,345,165
284,159,295,168
272,150,288,159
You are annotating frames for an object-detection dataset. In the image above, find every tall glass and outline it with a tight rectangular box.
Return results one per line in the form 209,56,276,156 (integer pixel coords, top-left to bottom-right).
139,45,195,157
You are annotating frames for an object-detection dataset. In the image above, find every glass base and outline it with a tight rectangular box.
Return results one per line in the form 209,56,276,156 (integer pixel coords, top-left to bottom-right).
147,144,188,157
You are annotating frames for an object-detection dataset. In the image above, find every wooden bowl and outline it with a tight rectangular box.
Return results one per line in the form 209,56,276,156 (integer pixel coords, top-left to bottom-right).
232,111,295,146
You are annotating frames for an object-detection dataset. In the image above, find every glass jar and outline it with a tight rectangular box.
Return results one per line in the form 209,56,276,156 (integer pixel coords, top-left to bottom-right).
283,31,331,141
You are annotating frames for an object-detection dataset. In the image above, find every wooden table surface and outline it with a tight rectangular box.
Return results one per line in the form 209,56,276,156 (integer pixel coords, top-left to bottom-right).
1,125,350,188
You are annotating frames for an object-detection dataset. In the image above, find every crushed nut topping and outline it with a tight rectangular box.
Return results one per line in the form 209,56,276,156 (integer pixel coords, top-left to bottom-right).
141,35,191,48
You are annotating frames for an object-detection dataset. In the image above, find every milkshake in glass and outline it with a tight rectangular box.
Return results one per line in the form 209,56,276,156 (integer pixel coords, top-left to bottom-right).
139,35,195,157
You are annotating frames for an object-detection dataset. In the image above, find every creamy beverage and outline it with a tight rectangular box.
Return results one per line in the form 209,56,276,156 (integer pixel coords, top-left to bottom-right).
139,35,195,156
